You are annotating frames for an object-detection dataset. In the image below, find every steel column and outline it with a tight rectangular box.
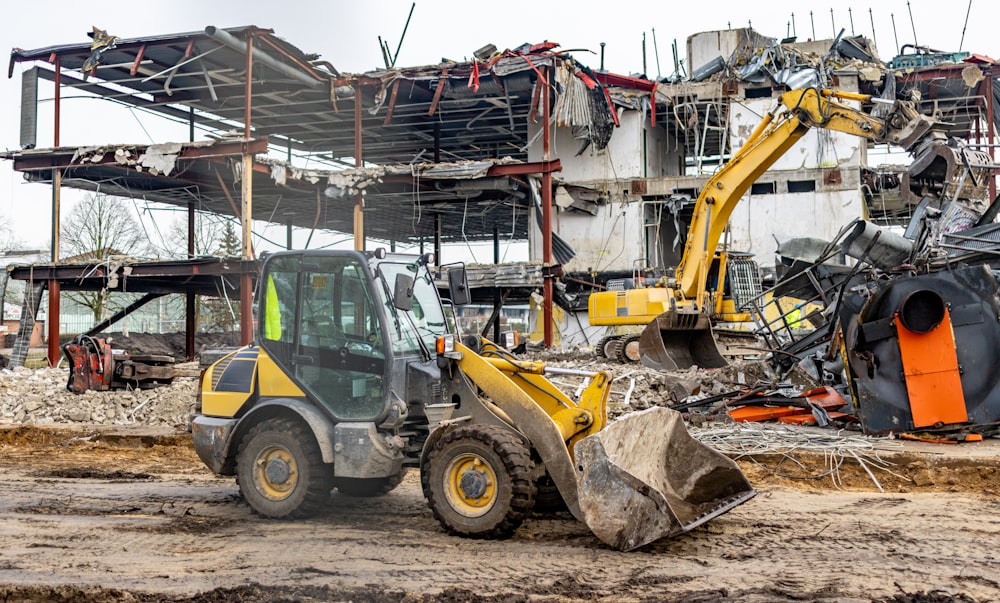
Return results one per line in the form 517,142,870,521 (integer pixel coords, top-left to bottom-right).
47,56,61,367
434,213,442,265
185,200,196,360
541,66,554,348
493,225,501,343
354,83,365,251
239,34,254,345
987,70,997,200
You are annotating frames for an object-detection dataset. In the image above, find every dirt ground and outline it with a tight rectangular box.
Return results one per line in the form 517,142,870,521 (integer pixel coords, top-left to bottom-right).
1,426,998,602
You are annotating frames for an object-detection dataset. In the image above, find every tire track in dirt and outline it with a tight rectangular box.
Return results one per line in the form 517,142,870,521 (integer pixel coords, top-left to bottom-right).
2,428,1000,601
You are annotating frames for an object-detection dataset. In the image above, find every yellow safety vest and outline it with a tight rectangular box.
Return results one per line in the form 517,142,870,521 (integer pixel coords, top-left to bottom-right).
264,274,282,340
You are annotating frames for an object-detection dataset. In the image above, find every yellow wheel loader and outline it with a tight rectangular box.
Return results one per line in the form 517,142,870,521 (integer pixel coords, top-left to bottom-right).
191,249,754,551
589,88,940,371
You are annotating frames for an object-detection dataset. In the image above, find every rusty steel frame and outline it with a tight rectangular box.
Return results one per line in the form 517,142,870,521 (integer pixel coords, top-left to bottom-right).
47,56,61,367
542,65,553,348
239,34,254,345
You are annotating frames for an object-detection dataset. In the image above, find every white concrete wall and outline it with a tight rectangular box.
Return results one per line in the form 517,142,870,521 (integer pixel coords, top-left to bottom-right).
727,189,862,260
528,110,664,181
536,200,646,274
728,98,867,170
527,111,671,272
725,97,869,263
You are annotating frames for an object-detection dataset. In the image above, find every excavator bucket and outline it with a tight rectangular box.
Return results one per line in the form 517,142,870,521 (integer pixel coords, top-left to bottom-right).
574,407,755,551
638,310,729,370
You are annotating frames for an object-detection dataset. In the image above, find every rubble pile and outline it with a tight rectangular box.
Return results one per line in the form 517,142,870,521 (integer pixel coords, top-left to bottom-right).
522,350,793,419
0,349,792,430
0,366,198,428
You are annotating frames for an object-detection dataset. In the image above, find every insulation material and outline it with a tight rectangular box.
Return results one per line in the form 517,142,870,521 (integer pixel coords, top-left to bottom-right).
138,143,183,176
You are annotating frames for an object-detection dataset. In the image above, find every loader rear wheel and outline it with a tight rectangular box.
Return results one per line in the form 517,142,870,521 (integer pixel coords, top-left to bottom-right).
235,418,333,519
422,425,536,539
334,469,408,497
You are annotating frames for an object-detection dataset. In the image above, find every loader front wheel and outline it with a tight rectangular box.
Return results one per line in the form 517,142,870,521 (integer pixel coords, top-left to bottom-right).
422,425,536,539
235,418,333,519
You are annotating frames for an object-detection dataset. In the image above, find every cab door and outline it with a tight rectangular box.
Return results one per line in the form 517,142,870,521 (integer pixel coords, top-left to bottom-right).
260,253,388,421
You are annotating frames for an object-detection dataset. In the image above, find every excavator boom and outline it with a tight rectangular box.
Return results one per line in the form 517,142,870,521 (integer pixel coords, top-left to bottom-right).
637,88,942,370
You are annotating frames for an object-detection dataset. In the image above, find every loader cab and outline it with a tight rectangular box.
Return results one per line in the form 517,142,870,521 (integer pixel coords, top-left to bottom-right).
257,250,452,424
259,251,390,421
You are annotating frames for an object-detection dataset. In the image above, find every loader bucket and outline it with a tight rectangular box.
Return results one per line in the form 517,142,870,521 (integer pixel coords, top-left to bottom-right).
638,310,729,370
574,407,755,551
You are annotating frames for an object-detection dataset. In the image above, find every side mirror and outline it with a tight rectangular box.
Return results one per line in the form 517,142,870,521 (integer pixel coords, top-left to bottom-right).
447,267,471,306
393,273,414,311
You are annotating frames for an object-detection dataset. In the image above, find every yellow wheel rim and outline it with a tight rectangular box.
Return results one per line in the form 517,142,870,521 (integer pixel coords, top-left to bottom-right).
253,444,298,501
443,452,497,517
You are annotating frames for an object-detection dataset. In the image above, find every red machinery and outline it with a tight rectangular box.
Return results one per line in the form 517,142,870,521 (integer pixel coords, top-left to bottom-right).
62,335,176,394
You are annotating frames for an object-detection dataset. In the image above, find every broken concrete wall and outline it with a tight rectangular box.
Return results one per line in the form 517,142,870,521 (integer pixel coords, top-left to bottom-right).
687,29,776,77
528,110,674,181
526,110,676,273
534,200,646,275
728,185,864,261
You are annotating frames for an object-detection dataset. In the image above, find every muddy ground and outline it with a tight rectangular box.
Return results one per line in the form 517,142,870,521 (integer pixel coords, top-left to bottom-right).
1,425,998,602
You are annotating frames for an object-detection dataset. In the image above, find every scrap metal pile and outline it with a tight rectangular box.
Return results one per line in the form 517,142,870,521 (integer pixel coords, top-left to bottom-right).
731,137,1000,441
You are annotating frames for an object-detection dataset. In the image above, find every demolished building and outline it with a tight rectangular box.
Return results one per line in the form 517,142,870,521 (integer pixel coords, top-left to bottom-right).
3,23,997,367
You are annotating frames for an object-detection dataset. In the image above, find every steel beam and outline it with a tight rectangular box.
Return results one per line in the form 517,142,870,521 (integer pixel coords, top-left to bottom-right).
354,83,365,251
10,138,269,172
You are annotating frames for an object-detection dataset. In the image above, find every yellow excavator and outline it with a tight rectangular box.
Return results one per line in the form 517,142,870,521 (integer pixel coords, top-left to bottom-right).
191,249,754,551
589,87,938,370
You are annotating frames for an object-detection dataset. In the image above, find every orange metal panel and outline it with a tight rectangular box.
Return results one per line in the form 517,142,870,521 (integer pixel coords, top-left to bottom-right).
776,411,850,425
802,386,848,409
895,309,968,428
728,406,809,422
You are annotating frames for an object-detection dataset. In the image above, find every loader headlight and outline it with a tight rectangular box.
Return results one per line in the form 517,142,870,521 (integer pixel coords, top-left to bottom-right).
435,335,463,359
501,330,519,350
436,335,454,355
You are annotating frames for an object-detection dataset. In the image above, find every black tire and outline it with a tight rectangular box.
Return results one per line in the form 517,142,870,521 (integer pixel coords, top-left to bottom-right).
422,425,536,539
616,335,642,363
602,336,621,360
334,468,408,497
594,336,613,359
533,472,568,514
235,417,333,519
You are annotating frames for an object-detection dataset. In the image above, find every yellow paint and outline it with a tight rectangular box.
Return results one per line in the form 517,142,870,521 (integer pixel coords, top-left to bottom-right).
251,444,299,501
257,351,305,398
464,341,609,452
529,297,564,345
443,453,498,516
200,347,304,418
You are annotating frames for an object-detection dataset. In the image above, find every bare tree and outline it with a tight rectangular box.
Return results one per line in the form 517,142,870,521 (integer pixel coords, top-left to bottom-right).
0,213,29,315
200,220,242,332
60,193,148,324
159,210,230,259
159,211,242,333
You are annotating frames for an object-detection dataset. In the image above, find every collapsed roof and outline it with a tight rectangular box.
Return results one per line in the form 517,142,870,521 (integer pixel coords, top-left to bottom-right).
6,25,998,247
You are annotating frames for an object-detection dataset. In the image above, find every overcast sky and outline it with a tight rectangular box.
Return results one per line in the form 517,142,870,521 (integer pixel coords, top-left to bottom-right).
1,0,995,256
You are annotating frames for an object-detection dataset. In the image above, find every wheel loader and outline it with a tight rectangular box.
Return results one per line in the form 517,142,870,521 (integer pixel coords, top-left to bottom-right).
191,249,754,551
590,88,940,371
